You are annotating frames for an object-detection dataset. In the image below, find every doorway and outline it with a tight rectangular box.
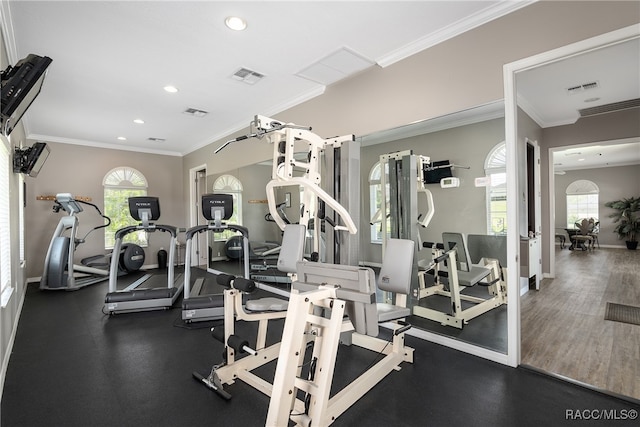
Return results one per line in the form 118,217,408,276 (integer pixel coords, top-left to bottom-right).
189,165,208,268
504,24,640,396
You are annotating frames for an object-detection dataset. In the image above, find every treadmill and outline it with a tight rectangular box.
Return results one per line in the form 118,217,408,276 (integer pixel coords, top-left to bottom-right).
104,196,183,314
182,193,249,323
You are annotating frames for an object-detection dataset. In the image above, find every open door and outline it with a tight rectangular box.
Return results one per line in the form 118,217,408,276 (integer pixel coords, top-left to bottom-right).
526,139,542,289
519,138,542,294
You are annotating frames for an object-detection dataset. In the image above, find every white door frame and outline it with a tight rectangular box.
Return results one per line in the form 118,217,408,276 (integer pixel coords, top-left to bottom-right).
504,24,640,367
189,164,207,267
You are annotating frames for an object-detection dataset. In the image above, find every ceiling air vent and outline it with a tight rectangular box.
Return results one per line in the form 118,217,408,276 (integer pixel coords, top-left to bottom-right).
566,81,599,94
231,67,265,85
579,98,640,118
147,137,165,142
183,108,209,118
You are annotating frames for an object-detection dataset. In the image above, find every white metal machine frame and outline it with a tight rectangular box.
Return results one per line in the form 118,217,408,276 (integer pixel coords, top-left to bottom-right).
413,237,507,329
216,115,359,264
195,239,416,427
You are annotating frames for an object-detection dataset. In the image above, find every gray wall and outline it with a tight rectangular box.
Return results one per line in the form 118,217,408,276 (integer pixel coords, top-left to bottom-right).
554,165,640,247
25,142,185,278
540,108,640,270
182,1,640,198
206,163,282,245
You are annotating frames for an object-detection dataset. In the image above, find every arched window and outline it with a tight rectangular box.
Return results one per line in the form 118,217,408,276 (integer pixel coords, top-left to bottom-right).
213,174,243,240
566,180,599,227
484,142,507,235
103,167,148,249
368,162,389,243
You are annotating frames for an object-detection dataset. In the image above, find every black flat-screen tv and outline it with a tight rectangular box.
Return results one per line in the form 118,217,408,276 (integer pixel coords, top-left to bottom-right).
1,54,53,136
13,142,50,177
423,160,453,184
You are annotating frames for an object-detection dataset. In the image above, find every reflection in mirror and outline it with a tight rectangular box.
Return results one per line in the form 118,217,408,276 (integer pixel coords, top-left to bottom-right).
206,164,302,288
206,102,509,354
359,101,508,354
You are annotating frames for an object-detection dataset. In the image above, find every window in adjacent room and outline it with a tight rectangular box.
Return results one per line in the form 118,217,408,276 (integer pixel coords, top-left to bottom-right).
566,179,599,228
103,166,148,249
212,174,243,241
1,137,12,303
484,142,507,235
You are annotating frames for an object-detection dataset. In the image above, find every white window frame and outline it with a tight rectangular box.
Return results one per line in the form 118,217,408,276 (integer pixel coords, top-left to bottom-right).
484,142,507,235
103,166,148,249
368,162,387,244
212,174,243,241
565,180,599,228
1,136,13,304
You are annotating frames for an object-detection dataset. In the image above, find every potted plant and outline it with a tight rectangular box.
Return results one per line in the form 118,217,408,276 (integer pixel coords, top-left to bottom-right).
605,196,640,250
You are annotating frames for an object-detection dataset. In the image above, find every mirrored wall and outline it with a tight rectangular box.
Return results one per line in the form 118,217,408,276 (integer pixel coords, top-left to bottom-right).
358,101,508,354
205,101,511,355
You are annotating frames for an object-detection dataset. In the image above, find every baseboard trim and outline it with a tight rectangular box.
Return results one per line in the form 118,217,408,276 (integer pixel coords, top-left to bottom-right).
520,364,640,406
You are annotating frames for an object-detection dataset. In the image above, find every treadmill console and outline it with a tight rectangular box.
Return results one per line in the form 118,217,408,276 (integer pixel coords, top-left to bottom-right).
129,196,161,221
202,193,233,221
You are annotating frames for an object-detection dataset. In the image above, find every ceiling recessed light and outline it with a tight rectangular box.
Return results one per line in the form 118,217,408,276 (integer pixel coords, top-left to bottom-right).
117,136,127,141
225,16,247,31
163,85,178,93
133,119,145,124
578,158,585,161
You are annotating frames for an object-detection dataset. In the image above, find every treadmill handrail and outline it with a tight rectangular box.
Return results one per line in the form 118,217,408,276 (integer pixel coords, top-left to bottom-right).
114,223,177,240
183,223,249,299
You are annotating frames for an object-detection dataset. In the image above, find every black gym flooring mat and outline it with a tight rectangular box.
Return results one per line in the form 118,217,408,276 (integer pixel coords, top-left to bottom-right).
3,280,640,427
605,302,640,326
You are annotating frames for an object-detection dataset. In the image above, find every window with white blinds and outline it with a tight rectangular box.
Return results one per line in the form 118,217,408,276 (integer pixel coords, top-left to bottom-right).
0,138,11,294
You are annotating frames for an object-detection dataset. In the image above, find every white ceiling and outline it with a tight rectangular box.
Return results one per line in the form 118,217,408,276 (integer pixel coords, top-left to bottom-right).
517,37,640,172
517,38,640,128
2,0,531,156
552,139,640,172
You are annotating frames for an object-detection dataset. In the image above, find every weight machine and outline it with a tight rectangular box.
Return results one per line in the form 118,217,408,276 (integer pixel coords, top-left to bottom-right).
216,114,360,266
413,233,507,329
194,236,416,427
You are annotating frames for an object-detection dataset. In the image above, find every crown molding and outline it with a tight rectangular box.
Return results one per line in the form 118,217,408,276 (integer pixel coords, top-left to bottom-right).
377,1,536,68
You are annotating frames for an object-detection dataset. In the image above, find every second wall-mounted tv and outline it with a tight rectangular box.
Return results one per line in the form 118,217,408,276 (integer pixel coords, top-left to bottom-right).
423,160,453,184
13,142,50,177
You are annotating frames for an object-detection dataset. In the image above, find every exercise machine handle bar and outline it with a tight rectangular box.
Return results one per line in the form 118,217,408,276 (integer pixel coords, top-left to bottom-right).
214,116,311,154
53,193,111,244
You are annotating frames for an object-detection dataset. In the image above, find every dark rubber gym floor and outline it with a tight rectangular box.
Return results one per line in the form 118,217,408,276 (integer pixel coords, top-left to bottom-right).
2,271,639,427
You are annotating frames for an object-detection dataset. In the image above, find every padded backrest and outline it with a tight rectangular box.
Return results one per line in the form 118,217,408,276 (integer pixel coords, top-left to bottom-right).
467,234,507,266
378,239,414,295
442,232,471,272
277,224,306,273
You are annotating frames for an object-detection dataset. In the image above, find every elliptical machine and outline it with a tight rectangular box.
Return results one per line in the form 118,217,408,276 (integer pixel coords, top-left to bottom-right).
40,193,144,291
